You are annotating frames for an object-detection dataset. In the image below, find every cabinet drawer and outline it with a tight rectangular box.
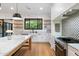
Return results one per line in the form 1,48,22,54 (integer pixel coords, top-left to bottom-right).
68,45,79,56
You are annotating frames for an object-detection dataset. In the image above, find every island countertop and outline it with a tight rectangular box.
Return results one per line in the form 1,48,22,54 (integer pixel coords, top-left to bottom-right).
0,35,31,56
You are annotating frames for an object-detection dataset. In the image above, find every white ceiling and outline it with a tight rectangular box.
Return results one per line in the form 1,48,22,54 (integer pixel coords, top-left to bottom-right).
0,3,52,17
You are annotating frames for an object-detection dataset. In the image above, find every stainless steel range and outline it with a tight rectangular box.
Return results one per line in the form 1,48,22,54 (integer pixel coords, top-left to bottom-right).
55,36,79,56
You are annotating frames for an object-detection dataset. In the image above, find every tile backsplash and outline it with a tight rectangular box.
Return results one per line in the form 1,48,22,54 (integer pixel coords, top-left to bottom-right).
62,12,79,39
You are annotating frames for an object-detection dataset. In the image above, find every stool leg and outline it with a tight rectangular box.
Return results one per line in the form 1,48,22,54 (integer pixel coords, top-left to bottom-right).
29,38,31,50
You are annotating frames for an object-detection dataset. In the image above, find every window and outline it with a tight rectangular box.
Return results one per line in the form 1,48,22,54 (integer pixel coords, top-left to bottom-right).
24,18,42,30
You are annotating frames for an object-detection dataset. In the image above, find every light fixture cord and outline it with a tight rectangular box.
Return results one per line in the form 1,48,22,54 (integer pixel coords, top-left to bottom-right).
0,3,1,7
16,3,18,13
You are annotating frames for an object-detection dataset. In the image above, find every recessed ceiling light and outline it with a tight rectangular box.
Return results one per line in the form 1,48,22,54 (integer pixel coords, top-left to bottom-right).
69,9,72,12
0,7,2,10
11,7,14,10
64,12,67,14
40,7,43,10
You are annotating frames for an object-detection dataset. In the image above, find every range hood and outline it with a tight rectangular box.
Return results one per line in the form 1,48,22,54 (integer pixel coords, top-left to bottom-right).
63,9,79,16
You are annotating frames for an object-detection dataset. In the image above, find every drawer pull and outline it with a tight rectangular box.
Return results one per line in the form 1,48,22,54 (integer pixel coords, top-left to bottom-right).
75,53,79,56
56,45,64,51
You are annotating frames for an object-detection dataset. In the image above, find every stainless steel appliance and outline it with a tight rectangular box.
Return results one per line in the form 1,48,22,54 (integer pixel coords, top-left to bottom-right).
55,41,66,56
55,36,79,56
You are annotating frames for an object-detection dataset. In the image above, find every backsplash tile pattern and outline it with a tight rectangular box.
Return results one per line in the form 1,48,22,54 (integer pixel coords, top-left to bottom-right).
62,12,79,39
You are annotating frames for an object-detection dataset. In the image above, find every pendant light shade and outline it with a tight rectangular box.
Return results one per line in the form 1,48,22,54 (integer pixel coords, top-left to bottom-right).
12,4,22,19
13,13,21,18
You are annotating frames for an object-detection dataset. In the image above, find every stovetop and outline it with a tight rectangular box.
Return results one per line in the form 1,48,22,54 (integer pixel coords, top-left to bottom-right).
57,36,79,43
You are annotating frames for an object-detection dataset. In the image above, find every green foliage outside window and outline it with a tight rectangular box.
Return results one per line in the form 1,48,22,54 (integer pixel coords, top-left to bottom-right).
24,18,42,30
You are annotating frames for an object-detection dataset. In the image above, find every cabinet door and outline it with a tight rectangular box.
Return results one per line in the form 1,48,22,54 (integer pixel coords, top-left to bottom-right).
68,49,77,56
55,44,66,56
68,46,79,56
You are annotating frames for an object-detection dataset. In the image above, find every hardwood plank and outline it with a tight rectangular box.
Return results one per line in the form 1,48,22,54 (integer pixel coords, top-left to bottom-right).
13,43,55,56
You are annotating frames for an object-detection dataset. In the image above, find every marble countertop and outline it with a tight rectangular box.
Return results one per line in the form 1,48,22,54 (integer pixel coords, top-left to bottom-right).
68,43,79,50
0,35,31,56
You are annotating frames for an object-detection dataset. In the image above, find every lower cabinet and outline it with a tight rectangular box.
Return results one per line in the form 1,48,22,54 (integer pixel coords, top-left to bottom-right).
32,33,50,42
68,45,79,56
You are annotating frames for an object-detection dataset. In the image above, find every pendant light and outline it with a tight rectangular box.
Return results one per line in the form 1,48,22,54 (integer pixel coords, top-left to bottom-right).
13,3,22,19
0,3,2,10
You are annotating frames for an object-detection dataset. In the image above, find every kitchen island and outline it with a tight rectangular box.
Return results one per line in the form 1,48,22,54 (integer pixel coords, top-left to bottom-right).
0,35,31,56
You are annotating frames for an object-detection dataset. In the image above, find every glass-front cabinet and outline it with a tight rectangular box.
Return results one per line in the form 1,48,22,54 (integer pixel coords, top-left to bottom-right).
4,22,13,36
0,19,13,37
0,19,4,37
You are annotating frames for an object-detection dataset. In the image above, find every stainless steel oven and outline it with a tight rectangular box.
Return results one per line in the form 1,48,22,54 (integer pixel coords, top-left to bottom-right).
55,41,66,56
55,36,79,56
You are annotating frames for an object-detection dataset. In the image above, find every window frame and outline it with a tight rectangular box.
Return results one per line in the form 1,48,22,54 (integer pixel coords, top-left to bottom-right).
24,18,43,30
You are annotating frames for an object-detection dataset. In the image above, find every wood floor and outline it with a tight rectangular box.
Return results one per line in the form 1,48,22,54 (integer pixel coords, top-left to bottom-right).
13,43,55,56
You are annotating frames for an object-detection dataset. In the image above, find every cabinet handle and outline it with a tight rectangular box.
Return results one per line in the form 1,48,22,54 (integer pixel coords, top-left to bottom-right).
56,45,63,51
75,53,79,56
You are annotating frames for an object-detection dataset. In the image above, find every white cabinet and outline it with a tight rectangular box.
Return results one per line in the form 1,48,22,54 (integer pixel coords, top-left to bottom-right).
32,33,49,42
68,45,79,56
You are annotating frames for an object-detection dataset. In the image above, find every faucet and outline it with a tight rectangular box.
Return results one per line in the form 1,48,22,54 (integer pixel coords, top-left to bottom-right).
32,30,34,33
31,30,37,34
